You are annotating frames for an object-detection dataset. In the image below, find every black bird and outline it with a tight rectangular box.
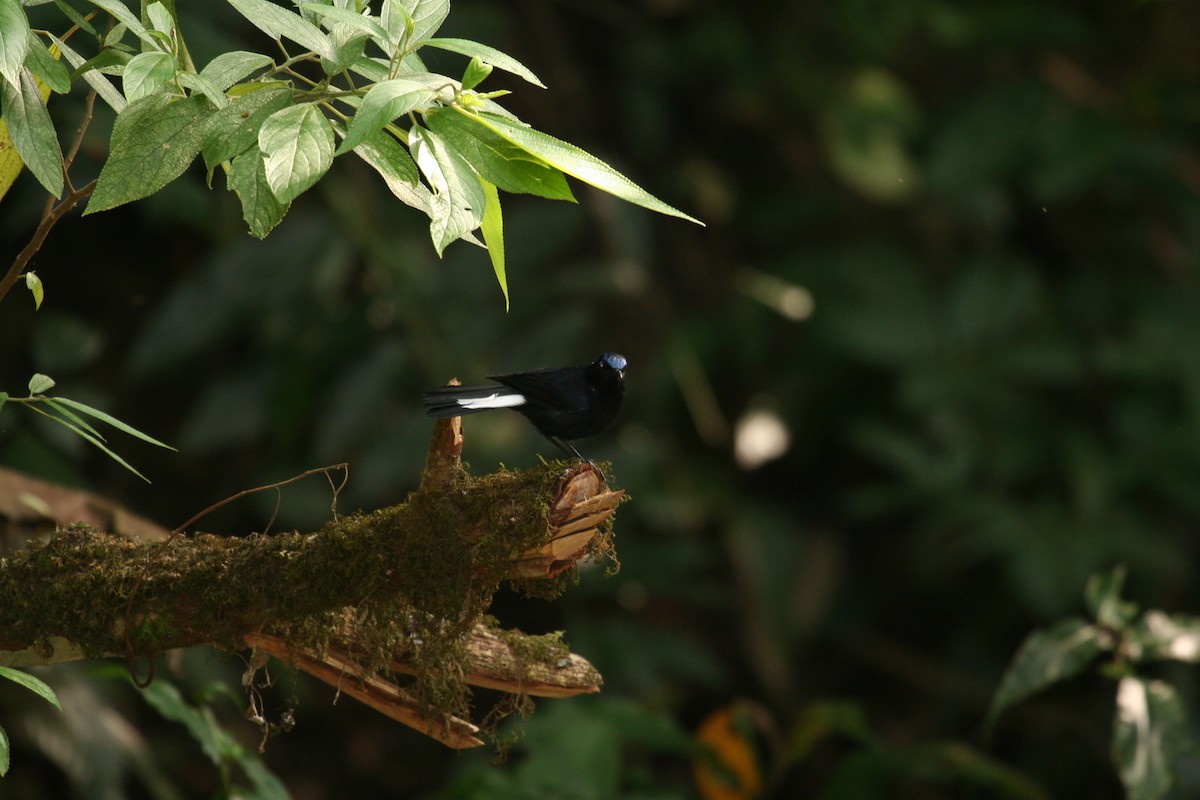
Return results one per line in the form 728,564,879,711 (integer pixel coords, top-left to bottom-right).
424,353,627,468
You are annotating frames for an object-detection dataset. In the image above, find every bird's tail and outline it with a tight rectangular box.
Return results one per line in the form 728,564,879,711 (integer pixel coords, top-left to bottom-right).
423,384,527,418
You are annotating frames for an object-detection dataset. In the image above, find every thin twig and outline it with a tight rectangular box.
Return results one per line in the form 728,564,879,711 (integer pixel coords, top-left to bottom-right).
172,463,350,535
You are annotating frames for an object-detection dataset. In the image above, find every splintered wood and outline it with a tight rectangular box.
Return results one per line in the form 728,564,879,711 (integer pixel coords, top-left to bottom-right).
509,464,624,578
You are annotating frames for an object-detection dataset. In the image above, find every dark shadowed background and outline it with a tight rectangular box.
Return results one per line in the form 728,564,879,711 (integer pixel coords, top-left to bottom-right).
2,1,1200,797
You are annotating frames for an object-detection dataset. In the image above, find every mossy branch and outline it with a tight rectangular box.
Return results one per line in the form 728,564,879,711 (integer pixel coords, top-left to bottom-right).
0,418,624,746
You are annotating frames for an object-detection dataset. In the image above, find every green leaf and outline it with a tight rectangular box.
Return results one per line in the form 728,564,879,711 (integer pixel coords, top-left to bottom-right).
144,1,174,39
0,68,64,197
141,680,239,764
335,77,435,155
0,0,30,88
468,111,702,223
459,55,491,91
0,722,7,777
28,402,151,481
352,126,428,212
86,92,212,213
425,106,573,200
87,0,153,46
225,0,338,62
50,395,176,450
27,373,54,394
175,72,227,109
24,270,43,309
52,0,97,37
1132,610,1200,664
0,392,7,413
44,397,105,440
300,3,389,45
24,32,70,94
258,102,334,203
986,618,1107,730
201,85,291,170
422,37,545,88
479,178,508,310
122,51,175,103
199,50,273,92
0,665,61,710
229,145,290,237
409,124,484,254
48,34,125,111
1086,565,1138,628
396,0,449,44
1112,677,1185,800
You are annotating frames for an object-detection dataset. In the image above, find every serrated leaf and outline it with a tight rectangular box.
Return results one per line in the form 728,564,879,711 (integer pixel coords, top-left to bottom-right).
986,618,1106,730
50,395,176,449
410,124,484,254
199,50,273,92
24,32,70,94
226,0,337,62
122,51,175,103
86,92,212,213
1113,677,1185,800
425,106,573,200
396,0,449,44
0,0,30,88
422,37,545,88
27,373,53,395
469,111,701,223
479,178,508,310
258,102,333,203
25,270,42,309
352,127,428,212
48,33,125,111
300,3,389,44
0,68,64,197
229,145,290,237
0,665,61,710
201,86,290,170
336,78,435,155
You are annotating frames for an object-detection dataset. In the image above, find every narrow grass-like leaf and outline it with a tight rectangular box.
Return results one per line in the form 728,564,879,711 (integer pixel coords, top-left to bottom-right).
28,404,151,481
226,0,338,62
0,0,30,87
1113,677,1185,800
199,50,272,91
122,51,175,103
44,397,106,440
986,618,1106,731
0,665,62,710
87,92,212,213
336,78,435,155
48,34,125,111
0,722,7,777
51,395,176,449
421,37,545,88
258,102,333,203
229,145,290,238
468,111,702,223
0,68,63,196
479,178,508,310
426,106,572,200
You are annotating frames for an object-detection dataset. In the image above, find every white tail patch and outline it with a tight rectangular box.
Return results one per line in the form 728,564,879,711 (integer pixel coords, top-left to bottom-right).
458,392,526,410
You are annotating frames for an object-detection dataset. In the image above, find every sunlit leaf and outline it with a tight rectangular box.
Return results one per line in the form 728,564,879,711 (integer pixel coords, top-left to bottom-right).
479,178,508,310
122,51,175,103
422,37,545,88
201,86,291,170
27,373,54,394
335,78,435,155
24,270,43,309
0,68,63,197
199,50,273,92
1112,677,1185,800
0,0,30,88
258,102,334,203
226,0,338,62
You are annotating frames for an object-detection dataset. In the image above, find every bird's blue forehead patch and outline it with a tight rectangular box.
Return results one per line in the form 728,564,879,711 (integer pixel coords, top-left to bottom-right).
601,353,627,371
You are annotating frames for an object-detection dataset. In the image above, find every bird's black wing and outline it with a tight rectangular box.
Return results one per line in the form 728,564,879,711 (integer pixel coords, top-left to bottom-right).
489,365,589,412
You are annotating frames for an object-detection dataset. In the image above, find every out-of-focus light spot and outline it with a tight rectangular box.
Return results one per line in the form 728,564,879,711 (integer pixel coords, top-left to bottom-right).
736,269,815,321
734,408,790,470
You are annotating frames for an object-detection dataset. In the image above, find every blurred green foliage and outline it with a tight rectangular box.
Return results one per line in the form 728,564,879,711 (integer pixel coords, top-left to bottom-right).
3,0,1200,798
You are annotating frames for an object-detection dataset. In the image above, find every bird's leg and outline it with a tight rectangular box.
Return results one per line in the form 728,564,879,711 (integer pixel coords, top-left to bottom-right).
546,436,606,485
